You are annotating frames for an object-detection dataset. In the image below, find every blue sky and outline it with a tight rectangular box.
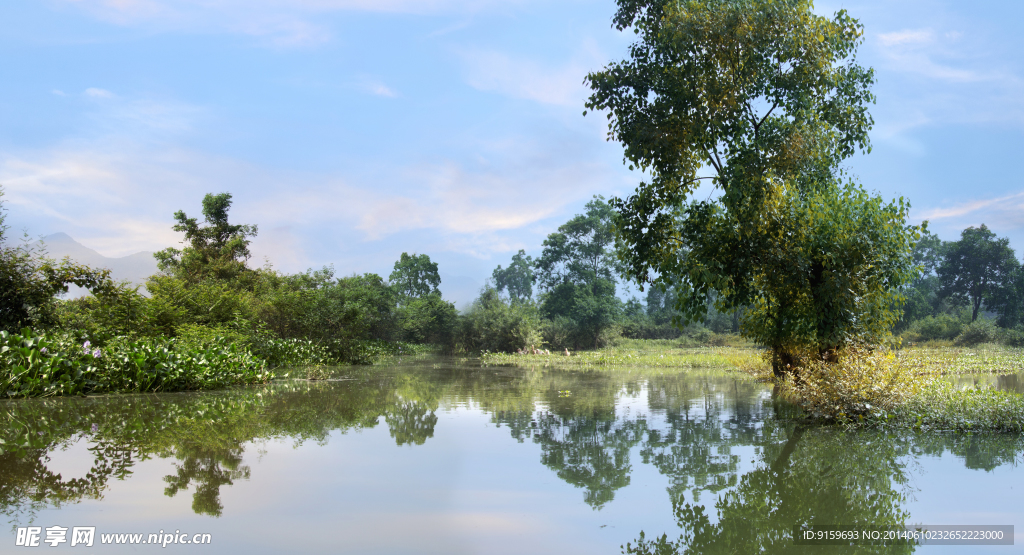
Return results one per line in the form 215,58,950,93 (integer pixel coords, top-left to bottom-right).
2,0,1023,305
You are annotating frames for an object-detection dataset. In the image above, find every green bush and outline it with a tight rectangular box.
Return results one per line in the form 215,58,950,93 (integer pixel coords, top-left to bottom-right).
902,313,964,343
0,329,101,397
781,348,928,420
99,335,269,392
954,318,999,347
1001,325,1024,347
397,294,459,347
620,317,684,340
459,288,543,353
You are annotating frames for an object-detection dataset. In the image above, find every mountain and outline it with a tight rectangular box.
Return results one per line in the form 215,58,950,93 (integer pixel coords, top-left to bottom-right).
36,233,158,296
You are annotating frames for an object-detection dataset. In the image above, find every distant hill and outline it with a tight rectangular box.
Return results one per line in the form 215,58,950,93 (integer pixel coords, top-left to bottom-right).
36,233,158,296
438,273,484,312
33,233,486,306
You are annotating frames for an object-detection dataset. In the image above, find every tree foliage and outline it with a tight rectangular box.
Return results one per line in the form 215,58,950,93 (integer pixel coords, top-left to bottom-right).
534,196,623,349
389,252,441,301
492,249,535,303
586,0,918,373
938,224,1019,323
154,193,258,284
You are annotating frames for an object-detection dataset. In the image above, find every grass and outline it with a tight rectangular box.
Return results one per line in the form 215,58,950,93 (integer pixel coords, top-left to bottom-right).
483,340,1024,432
756,345,1024,432
481,341,764,371
894,344,1024,375
897,381,1024,433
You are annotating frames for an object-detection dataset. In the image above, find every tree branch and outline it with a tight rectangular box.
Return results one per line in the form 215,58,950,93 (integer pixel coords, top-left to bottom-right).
756,101,778,132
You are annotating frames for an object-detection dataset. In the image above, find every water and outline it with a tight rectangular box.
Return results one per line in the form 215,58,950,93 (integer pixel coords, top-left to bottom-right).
1,359,1022,553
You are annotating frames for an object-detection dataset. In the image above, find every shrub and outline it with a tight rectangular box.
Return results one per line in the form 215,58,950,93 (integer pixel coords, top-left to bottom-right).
954,318,999,347
397,294,459,347
98,335,270,392
1001,325,1024,348
781,348,931,420
620,317,684,340
459,288,543,353
0,329,101,397
902,314,963,343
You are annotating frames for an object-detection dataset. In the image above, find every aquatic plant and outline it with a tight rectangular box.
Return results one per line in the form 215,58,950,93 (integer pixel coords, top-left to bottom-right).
0,328,270,397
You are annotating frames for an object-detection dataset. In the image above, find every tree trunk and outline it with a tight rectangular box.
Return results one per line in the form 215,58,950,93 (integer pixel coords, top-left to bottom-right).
771,347,797,378
770,424,807,476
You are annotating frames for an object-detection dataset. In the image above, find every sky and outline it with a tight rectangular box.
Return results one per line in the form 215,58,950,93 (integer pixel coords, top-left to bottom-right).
1,0,1023,306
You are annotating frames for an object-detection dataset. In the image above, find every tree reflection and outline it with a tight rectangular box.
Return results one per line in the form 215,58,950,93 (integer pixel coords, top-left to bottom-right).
534,413,646,508
162,445,249,516
626,427,917,554
642,376,773,504
385,398,438,446
492,369,645,509
1,362,1023,532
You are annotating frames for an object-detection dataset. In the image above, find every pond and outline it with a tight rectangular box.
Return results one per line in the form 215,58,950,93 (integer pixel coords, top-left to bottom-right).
1,358,1022,554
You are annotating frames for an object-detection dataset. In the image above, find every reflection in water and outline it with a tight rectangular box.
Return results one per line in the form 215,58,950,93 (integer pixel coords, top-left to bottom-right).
0,361,1022,552
498,410,646,509
626,426,917,554
162,444,249,517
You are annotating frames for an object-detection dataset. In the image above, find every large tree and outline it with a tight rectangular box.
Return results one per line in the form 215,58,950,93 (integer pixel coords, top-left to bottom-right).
389,253,441,300
492,249,535,304
938,224,1019,322
586,0,918,374
534,196,623,348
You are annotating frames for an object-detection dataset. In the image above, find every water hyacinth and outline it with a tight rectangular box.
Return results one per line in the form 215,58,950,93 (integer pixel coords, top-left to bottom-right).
1,329,271,398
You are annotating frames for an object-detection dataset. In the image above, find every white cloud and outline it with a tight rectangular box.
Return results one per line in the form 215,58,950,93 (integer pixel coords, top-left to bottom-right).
359,77,399,98
461,50,592,106
55,0,541,46
875,28,994,83
84,87,115,98
0,149,184,256
878,29,933,47
866,22,1024,152
915,192,1024,244
1,127,622,269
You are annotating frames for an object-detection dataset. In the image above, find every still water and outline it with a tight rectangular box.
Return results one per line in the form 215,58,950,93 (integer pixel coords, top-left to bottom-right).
1,359,1022,554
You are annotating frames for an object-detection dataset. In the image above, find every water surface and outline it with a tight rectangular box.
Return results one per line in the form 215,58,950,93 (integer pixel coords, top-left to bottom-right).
1,359,1022,553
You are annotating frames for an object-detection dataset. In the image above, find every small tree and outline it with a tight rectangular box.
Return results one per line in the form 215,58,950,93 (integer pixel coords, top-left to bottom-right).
0,187,113,331
938,224,1019,322
154,193,258,284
